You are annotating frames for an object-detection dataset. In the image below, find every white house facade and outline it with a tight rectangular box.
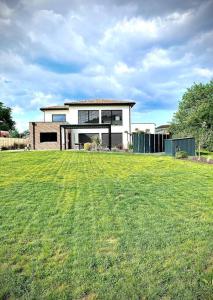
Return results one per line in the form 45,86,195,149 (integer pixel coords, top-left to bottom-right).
29,99,135,150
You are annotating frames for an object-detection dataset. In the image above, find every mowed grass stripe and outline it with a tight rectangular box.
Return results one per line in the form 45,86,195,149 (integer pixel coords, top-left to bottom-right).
0,151,212,299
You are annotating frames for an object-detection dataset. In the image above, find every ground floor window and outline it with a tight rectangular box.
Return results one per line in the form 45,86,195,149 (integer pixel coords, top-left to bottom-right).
102,133,123,148
40,132,57,142
78,133,99,144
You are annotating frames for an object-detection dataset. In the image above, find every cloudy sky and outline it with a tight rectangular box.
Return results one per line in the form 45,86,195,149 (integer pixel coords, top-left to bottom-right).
0,0,213,131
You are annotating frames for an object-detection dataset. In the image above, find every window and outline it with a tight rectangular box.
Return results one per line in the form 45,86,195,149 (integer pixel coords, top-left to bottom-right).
79,133,99,144
101,110,122,125
40,132,57,142
52,114,66,122
78,110,99,124
102,133,123,147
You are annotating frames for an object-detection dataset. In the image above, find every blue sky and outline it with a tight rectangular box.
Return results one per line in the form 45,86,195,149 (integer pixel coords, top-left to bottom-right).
0,0,213,131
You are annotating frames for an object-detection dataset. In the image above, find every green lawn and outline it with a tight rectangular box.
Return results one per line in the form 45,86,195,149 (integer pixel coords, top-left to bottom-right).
0,151,212,299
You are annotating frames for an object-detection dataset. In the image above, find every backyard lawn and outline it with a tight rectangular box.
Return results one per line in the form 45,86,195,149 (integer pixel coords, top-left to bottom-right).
0,151,212,299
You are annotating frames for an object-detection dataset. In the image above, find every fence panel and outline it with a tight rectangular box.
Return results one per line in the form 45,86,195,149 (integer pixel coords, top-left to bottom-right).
0,138,29,149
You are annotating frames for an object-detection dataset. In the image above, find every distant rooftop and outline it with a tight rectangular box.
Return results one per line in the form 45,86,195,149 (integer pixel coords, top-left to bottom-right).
156,124,170,129
64,99,135,107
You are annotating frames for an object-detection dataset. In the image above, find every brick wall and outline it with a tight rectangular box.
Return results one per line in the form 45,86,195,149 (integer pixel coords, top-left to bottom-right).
29,122,68,150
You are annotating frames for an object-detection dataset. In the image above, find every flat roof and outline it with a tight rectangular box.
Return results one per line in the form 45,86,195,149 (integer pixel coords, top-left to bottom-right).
64,99,135,107
40,106,69,111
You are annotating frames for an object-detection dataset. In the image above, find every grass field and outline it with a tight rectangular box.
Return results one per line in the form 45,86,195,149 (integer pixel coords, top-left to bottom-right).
0,151,212,299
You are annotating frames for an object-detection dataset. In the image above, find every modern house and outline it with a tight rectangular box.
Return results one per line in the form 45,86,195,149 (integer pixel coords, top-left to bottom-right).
29,99,136,150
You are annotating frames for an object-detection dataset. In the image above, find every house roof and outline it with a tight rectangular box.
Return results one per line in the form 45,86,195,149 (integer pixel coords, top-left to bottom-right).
64,99,135,107
40,105,69,111
156,124,170,129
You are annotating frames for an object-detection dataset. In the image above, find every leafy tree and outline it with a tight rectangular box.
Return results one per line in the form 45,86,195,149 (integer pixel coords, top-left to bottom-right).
0,102,15,131
10,129,20,138
20,129,29,138
170,81,213,152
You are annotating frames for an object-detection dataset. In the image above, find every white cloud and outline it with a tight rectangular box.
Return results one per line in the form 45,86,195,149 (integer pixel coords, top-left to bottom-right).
12,105,24,115
193,67,213,78
30,92,59,107
141,48,174,71
114,62,135,74
0,1,13,19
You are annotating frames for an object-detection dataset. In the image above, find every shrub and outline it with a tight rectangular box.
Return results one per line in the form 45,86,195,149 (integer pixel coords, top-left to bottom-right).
91,136,101,150
117,144,123,150
84,143,92,151
175,150,188,159
128,143,133,151
19,143,26,149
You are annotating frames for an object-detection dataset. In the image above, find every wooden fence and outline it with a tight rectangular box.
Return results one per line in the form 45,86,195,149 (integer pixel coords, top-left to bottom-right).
0,137,29,149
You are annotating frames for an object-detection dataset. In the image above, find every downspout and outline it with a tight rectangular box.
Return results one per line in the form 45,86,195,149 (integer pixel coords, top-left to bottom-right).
60,125,62,151
32,122,36,150
129,105,131,144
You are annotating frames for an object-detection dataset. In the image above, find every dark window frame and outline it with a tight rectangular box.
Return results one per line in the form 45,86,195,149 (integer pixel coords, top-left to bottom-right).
101,110,123,125
52,114,66,122
78,110,99,124
40,132,57,143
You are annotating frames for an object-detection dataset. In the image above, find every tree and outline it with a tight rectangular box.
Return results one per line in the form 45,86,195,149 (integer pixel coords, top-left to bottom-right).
170,80,213,152
10,129,20,138
20,129,29,138
0,102,15,131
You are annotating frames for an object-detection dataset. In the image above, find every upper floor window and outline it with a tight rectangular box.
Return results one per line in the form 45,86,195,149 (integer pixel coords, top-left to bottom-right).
101,110,122,125
52,114,66,122
78,110,99,124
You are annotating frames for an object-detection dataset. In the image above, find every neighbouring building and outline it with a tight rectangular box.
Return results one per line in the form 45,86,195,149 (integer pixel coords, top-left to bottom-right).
29,99,135,150
0,131,9,137
131,123,156,134
155,124,170,134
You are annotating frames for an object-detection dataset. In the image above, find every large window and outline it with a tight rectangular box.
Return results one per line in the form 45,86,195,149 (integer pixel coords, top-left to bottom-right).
52,114,66,122
79,133,99,144
40,132,57,142
78,110,99,124
102,133,123,147
101,110,122,125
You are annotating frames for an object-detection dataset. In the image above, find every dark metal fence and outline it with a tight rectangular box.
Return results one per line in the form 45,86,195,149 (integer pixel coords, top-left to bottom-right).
133,132,170,153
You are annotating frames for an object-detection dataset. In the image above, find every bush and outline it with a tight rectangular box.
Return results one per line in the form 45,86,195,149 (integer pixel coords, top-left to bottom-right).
175,150,188,159
128,143,133,151
84,143,92,151
91,136,101,150
117,144,123,150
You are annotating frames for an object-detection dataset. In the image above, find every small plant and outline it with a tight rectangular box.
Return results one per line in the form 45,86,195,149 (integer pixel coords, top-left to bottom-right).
128,143,133,151
91,136,101,151
84,142,92,151
117,144,123,150
175,150,188,159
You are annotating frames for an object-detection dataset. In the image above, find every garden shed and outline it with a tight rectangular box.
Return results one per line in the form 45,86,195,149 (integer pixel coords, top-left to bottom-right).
164,137,195,156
